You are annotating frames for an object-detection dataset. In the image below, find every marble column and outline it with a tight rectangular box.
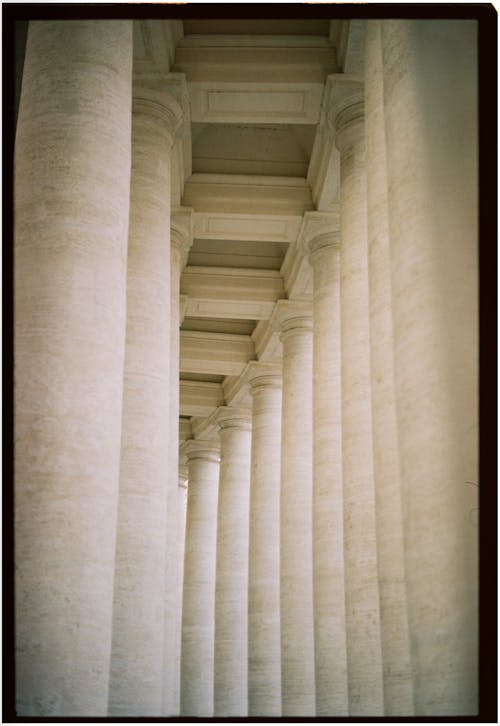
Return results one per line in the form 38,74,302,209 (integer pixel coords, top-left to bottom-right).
303,215,349,716
213,408,252,717
163,209,193,715
275,300,315,717
108,84,182,717
180,439,221,717
364,21,414,716
247,363,282,717
14,21,133,716
330,80,384,715
381,20,478,715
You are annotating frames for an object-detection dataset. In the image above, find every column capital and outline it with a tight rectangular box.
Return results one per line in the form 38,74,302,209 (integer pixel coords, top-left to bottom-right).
272,300,313,341
214,406,252,432
182,439,220,464
298,210,341,260
323,75,364,152
132,81,184,145
171,206,194,269
246,361,283,393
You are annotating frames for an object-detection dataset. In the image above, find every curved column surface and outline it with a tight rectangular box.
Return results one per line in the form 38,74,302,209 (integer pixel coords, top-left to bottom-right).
14,20,133,717
381,20,478,715
163,210,193,716
307,227,349,716
108,86,182,717
364,21,414,716
247,364,282,717
332,88,384,716
214,409,252,717
276,301,315,717
180,440,221,717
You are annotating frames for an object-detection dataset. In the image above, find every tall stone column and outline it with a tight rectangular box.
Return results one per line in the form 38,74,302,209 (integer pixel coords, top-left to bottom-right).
302,214,349,716
330,79,384,716
163,208,193,715
180,439,221,717
247,363,282,717
14,21,133,716
381,20,478,715
108,83,183,717
275,300,315,717
213,408,252,717
364,21,414,716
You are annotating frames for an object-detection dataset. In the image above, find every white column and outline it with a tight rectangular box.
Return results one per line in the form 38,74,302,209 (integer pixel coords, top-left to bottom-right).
213,408,252,717
163,208,193,716
275,300,315,717
303,215,349,716
330,80,384,715
108,84,182,717
180,439,220,717
364,21,414,716
14,21,132,717
381,20,478,715
247,363,282,717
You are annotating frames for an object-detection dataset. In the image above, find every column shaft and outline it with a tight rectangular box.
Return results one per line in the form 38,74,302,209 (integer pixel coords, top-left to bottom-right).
309,234,349,715
335,97,384,715
108,87,180,716
381,20,478,714
163,215,192,715
278,305,315,717
180,441,220,717
248,368,282,717
214,410,252,717
14,20,132,716
365,20,414,716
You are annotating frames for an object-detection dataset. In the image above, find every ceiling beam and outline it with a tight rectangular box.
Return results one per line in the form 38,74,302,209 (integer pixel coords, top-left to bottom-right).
180,330,255,376
180,380,224,417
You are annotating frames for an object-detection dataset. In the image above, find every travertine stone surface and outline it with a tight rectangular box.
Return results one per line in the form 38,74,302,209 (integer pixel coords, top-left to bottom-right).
214,408,252,717
382,20,478,715
275,301,316,717
332,85,384,716
108,86,181,717
307,225,349,716
180,440,221,717
247,364,282,717
163,209,193,715
14,20,133,717
364,21,414,716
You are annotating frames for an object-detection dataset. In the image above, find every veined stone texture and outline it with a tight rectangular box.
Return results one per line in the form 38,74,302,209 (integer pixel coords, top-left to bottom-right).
382,19,478,716
364,20,414,716
214,410,252,717
108,91,176,717
14,20,133,717
247,368,282,717
180,441,220,717
335,95,385,716
278,307,316,717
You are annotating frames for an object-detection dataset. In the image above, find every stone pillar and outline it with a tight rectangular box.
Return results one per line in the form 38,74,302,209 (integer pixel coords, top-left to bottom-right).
302,214,349,716
14,21,133,716
364,21,414,716
163,208,193,715
180,440,221,717
213,408,252,717
330,79,384,715
247,363,282,717
381,20,478,715
108,83,182,717
275,300,315,717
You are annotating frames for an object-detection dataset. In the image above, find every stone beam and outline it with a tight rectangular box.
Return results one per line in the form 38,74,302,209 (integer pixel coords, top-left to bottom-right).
181,267,284,320
182,174,314,216
180,331,255,376
179,380,224,417
194,212,301,245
